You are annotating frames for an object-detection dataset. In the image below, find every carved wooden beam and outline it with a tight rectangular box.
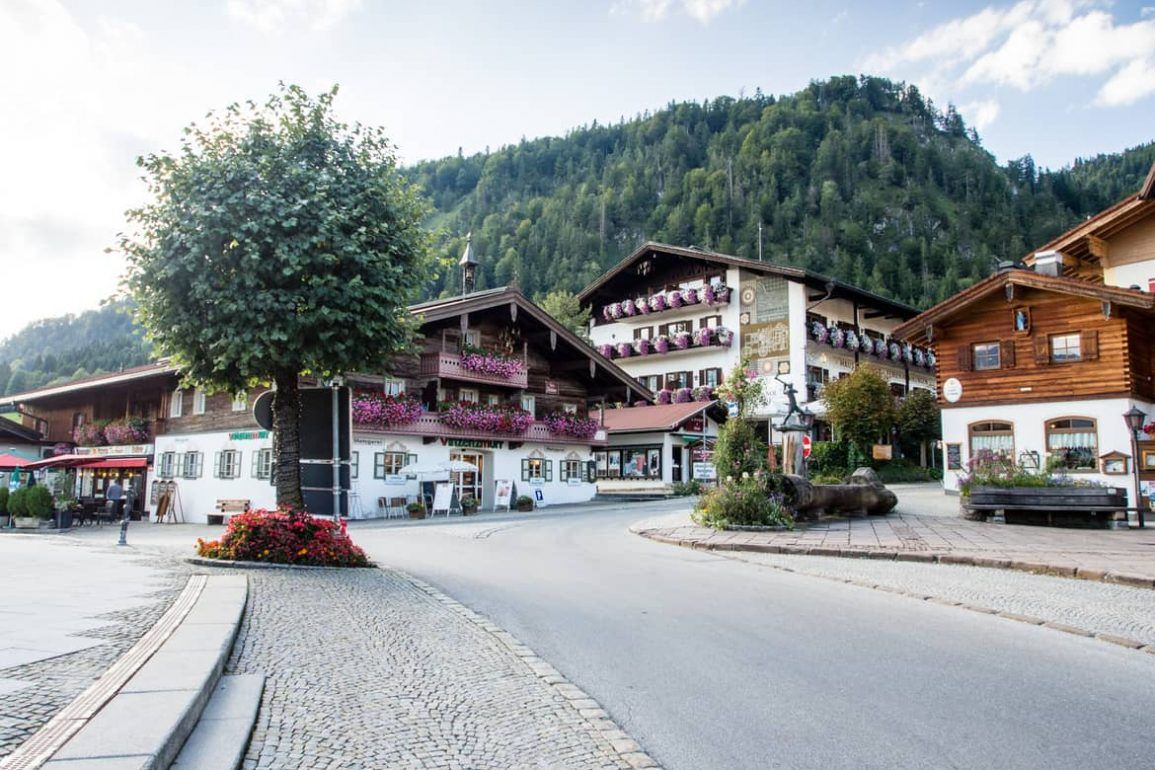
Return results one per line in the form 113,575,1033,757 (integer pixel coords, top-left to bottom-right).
1088,235,1108,260
510,302,518,321
550,330,557,350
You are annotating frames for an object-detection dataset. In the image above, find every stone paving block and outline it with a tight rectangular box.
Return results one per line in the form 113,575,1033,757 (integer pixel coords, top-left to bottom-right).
52,689,201,760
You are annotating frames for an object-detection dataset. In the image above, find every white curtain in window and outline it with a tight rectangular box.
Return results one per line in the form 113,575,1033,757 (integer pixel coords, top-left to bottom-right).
971,434,1013,453
1047,431,1096,450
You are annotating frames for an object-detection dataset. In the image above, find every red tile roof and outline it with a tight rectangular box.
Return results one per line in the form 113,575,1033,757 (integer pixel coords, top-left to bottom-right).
600,401,714,433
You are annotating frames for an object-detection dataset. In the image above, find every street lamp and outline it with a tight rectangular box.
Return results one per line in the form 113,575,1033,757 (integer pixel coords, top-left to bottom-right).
1123,406,1146,529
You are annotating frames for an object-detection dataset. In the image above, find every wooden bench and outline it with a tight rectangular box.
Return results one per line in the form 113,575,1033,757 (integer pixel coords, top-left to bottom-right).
207,498,250,526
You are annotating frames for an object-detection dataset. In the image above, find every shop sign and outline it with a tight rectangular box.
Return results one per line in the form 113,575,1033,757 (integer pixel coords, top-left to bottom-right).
682,416,705,433
76,444,153,457
444,438,504,449
692,462,717,480
545,380,559,395
229,430,269,440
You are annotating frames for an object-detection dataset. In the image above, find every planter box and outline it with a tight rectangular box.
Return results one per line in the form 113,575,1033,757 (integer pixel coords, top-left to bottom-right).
13,517,40,529
55,510,74,529
966,485,1127,528
408,510,426,520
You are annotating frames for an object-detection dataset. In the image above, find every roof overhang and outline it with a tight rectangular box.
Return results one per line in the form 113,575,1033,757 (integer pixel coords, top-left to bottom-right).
601,400,717,434
0,363,178,407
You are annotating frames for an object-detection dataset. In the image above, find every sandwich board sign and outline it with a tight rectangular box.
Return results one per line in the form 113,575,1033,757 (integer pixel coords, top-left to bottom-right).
533,487,547,508
431,483,458,516
494,479,514,511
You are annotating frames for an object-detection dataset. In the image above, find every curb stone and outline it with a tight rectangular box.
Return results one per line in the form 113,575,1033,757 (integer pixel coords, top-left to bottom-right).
633,526,1155,656
391,568,663,770
185,556,375,571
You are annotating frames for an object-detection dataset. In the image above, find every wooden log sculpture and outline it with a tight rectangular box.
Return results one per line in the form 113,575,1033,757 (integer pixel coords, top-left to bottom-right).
785,467,898,518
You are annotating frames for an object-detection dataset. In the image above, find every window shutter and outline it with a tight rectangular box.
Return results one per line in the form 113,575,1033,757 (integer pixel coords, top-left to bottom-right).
251,451,260,478
957,345,972,371
1034,337,1050,365
175,453,184,478
195,453,204,478
545,460,553,482
232,452,241,479
586,460,596,482
212,452,221,479
1082,330,1099,360
1000,340,1016,368
521,459,529,482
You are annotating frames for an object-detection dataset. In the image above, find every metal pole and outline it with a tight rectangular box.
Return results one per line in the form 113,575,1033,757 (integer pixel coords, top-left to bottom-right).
331,382,340,524
1131,428,1146,529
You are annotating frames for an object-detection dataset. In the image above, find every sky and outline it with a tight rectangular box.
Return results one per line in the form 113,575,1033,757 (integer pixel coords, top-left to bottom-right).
2,0,1154,340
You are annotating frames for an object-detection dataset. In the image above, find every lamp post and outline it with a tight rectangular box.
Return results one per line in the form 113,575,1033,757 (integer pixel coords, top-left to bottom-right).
1123,406,1146,529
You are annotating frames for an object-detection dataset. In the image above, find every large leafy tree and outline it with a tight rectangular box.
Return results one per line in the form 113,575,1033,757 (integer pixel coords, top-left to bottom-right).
122,85,430,507
822,365,896,459
536,290,591,339
897,388,941,465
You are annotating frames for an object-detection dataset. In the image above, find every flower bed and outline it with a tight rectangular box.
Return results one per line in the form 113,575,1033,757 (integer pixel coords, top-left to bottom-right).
195,508,371,567
352,391,423,427
440,401,535,434
600,284,731,322
543,412,600,439
459,345,525,378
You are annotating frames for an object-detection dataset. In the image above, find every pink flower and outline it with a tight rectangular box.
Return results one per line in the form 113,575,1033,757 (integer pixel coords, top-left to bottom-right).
544,412,600,439
459,347,525,379
617,342,633,358
352,392,423,427
657,389,673,405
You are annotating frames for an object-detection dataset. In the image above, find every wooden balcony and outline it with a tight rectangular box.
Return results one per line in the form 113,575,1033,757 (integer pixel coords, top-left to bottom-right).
419,351,529,389
355,411,607,447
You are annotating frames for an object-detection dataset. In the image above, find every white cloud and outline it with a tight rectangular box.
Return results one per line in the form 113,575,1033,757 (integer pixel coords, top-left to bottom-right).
863,1,1155,110
619,0,745,24
226,0,363,33
961,98,1001,130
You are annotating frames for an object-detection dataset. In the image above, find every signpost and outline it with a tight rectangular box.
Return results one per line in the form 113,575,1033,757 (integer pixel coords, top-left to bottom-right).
802,434,812,459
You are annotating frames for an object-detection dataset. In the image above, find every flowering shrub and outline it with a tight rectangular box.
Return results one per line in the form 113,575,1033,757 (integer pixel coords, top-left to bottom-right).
830,327,846,348
888,341,901,359
674,387,693,403
693,385,714,401
459,345,525,378
668,291,683,309
352,391,423,427
440,401,534,434
622,300,636,317
598,343,615,359
716,327,734,347
656,388,673,405
693,475,794,530
654,335,670,353
616,341,633,358
634,337,651,356
195,508,371,567
681,288,699,305
635,298,650,314
673,331,692,350
810,321,829,344
104,417,150,445
543,412,600,439
73,421,107,446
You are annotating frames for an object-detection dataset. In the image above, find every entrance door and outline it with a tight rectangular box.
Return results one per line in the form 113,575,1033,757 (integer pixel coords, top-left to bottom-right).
672,446,683,483
450,451,484,506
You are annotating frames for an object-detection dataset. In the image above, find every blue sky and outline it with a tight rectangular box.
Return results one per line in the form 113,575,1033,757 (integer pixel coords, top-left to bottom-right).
2,0,1154,337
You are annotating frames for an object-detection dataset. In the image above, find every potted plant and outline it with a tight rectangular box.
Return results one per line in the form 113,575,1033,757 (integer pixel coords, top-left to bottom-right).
10,487,41,529
461,495,479,515
516,495,534,512
406,501,426,519
0,487,9,528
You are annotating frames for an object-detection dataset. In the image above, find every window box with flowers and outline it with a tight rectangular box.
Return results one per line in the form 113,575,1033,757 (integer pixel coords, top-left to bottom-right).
459,345,525,379
543,413,600,440
72,421,108,447
352,392,423,428
103,417,151,445
599,285,731,324
440,402,535,434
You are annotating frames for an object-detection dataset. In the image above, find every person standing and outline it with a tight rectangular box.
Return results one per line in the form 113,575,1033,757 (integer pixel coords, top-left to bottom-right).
106,477,124,519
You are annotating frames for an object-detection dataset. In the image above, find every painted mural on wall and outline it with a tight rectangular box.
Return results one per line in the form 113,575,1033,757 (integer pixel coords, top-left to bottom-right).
739,274,790,365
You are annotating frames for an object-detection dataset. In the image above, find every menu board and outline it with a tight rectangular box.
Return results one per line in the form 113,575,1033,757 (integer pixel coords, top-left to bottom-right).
946,443,962,470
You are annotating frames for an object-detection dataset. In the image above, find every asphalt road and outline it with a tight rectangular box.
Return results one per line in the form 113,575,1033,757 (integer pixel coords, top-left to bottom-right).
350,501,1155,770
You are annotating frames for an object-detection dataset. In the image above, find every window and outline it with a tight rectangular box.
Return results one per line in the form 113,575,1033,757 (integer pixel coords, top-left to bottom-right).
700,368,723,388
169,389,183,418
72,412,86,429
350,451,359,479
806,366,828,399
437,387,448,403
520,395,535,414
193,389,207,415
159,451,176,479
214,450,241,479
700,315,722,329
889,382,907,397
383,379,405,397
633,326,654,341
464,330,480,347
1046,417,1097,470
1050,333,1081,363
252,448,273,480
231,391,248,412
666,371,691,390
521,457,552,481
181,451,203,479
560,458,583,482
621,447,662,479
459,388,479,404
374,451,409,479
637,374,662,391
595,449,623,479
968,421,1014,460
972,342,1001,371
486,394,501,406
562,403,578,415
660,320,692,336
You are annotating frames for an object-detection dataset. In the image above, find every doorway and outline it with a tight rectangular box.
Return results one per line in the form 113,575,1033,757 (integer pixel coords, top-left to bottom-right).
450,450,484,508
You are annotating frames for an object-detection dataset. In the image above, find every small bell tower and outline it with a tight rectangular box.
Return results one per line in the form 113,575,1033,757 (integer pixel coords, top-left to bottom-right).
459,232,478,295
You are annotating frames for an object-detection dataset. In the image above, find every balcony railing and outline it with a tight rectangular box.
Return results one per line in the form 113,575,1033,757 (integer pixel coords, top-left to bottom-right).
419,351,529,389
355,411,607,446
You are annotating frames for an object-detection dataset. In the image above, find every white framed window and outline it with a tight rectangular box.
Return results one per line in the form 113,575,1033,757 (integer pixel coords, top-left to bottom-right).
464,330,480,347
252,448,273,480
486,394,501,406
214,450,241,479
169,389,183,418
560,458,583,481
969,421,1014,460
383,379,405,397
374,451,412,479
972,342,1000,371
459,388,479,404
1050,334,1082,363
231,391,248,412
562,403,578,415
520,395,535,414
521,456,551,481
437,387,448,403
351,451,359,479
193,389,207,415
158,451,176,479
1046,417,1097,471
181,451,203,479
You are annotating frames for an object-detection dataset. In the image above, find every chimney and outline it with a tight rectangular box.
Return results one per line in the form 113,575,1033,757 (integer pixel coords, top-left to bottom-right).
1032,250,1065,277
459,232,478,295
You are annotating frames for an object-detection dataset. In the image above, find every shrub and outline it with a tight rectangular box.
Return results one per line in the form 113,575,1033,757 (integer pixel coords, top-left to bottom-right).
808,440,852,477
875,459,938,484
0,487,8,515
406,502,425,515
195,508,371,567
8,487,28,516
713,418,767,479
810,472,847,485
671,479,702,496
25,486,55,519
693,475,794,530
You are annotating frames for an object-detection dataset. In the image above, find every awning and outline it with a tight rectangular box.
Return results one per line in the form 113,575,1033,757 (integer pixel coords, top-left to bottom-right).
23,453,92,470
0,453,31,469
78,458,148,470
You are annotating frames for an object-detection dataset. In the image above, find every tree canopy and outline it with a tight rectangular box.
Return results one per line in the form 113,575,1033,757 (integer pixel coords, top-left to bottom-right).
822,365,896,457
121,84,430,506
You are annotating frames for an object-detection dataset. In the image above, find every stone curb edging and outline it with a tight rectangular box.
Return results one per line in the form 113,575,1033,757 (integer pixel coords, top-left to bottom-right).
634,528,1155,657
185,555,376,571
393,568,663,770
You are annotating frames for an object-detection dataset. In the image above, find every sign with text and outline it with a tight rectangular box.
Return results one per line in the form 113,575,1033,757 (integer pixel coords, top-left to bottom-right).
494,479,514,511
443,438,504,449
692,462,716,480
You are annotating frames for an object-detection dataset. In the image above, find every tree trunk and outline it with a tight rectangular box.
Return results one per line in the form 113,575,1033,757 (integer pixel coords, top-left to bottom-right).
919,441,927,468
273,370,303,509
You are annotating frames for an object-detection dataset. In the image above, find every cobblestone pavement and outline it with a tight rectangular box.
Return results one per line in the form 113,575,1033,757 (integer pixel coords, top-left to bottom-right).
224,566,638,770
0,538,183,760
721,550,1155,648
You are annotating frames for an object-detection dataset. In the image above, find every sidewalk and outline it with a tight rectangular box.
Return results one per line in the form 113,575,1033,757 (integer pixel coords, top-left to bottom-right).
634,488,1155,588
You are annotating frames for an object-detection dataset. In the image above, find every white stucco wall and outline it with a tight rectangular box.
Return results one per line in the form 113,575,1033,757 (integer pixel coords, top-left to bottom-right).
151,430,276,523
940,397,1150,504
1102,260,1155,291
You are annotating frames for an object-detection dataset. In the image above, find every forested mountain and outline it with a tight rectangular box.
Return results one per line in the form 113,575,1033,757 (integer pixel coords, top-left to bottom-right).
410,75,1155,306
0,300,151,396
3,75,1152,388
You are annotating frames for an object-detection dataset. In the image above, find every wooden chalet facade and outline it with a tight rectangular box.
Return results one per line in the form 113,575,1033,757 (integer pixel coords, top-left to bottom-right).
895,162,1155,513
